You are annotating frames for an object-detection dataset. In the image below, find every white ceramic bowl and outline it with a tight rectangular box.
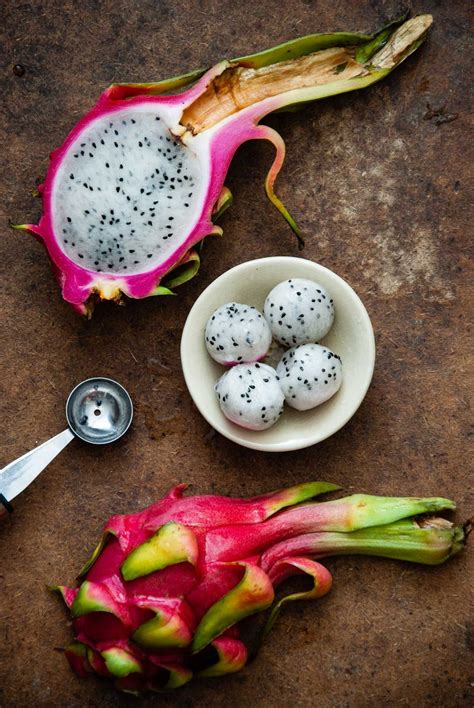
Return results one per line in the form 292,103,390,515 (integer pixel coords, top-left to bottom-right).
181,257,375,452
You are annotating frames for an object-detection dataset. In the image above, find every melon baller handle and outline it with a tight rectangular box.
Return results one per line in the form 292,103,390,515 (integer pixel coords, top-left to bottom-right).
0,429,75,515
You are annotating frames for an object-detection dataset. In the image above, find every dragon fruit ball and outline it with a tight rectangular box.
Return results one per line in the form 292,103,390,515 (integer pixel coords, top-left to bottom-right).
276,344,342,411
205,302,272,366
264,278,334,347
215,363,285,430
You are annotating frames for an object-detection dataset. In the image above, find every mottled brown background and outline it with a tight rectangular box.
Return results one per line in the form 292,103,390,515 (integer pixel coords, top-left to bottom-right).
1,0,472,706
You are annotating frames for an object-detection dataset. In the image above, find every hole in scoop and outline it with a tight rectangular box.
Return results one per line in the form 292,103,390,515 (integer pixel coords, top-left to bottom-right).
94,409,101,416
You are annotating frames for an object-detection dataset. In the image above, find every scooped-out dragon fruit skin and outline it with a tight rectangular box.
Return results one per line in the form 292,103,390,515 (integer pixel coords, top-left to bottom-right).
53,481,466,694
17,15,432,315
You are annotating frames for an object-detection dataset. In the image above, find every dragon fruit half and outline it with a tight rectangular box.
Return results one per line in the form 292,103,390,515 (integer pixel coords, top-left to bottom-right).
18,14,432,315
54,481,467,694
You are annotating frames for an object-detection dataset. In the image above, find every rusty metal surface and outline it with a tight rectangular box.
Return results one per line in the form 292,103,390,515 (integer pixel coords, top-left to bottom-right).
0,1,472,706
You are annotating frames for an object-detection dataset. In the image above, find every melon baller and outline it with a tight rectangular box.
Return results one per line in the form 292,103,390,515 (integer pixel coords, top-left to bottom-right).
0,377,133,513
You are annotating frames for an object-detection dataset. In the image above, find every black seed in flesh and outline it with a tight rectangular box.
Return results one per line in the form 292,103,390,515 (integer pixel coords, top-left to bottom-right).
53,108,202,274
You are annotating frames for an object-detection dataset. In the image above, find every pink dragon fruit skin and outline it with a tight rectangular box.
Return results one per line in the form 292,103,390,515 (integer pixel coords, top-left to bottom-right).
53,481,466,694
18,15,432,315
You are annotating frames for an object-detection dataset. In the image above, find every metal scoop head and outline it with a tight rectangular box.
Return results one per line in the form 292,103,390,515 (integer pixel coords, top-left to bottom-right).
66,377,133,444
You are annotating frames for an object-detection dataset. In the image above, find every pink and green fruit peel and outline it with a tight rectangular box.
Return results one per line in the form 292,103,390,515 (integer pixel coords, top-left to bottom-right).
53,480,467,693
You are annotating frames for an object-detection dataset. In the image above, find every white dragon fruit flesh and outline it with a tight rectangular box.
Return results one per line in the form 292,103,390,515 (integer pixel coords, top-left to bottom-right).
264,279,335,347
276,344,342,411
205,303,272,365
17,16,432,315
215,363,284,430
